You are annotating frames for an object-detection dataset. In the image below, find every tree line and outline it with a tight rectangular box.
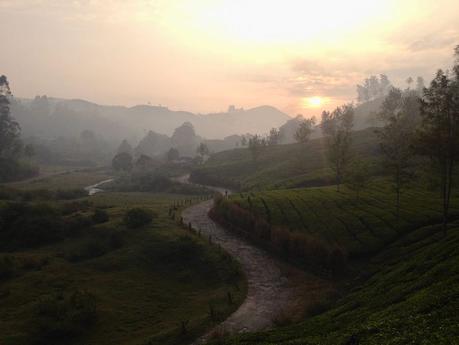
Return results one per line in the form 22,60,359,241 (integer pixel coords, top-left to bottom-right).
318,46,459,234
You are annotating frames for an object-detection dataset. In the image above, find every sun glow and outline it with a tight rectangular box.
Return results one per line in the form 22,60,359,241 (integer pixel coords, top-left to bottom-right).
162,0,393,49
304,97,325,108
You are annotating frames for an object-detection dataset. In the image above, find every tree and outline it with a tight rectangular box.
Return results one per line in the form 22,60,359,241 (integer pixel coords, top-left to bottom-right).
346,160,371,201
356,75,392,103
124,208,153,228
167,147,179,161
321,104,354,192
196,142,210,159
24,143,35,158
416,50,459,234
377,88,421,220
117,139,133,155
240,136,247,147
0,75,21,158
416,76,425,95
267,128,280,146
294,118,315,144
135,154,154,171
112,152,133,172
248,135,264,162
406,76,414,89
92,208,109,224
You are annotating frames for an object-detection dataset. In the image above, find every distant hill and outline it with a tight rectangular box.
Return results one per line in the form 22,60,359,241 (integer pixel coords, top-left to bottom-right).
13,97,290,141
190,127,381,191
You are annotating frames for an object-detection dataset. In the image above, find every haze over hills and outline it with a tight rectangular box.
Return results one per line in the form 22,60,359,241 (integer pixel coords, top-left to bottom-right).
13,97,290,141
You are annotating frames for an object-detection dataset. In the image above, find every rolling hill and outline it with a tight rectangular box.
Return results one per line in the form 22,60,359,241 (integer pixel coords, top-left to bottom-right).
190,128,381,191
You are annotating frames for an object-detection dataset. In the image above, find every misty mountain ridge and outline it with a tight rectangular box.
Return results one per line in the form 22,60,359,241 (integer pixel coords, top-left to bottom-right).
14,96,290,141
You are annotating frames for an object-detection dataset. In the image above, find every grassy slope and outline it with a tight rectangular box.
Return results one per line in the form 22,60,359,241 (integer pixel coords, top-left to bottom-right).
210,180,459,344
214,221,459,345
191,128,380,191
7,168,112,191
228,180,459,257
0,174,246,345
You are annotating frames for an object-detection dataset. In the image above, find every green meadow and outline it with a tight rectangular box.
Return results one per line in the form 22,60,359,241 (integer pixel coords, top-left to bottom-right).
0,171,246,345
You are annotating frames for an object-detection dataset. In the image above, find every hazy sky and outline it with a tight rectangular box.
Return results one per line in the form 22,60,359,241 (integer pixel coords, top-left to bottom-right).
1,0,458,116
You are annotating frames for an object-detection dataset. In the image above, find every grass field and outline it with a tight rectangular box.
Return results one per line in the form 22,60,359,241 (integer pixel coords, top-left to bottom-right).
0,171,246,345
224,179,459,258
8,167,112,191
212,220,459,345
191,128,380,191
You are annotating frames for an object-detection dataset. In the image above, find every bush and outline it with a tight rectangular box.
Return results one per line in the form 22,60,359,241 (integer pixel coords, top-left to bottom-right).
92,208,109,224
0,202,64,250
210,198,344,274
124,207,153,228
66,238,108,262
31,290,97,343
0,158,39,183
0,202,94,250
61,200,92,215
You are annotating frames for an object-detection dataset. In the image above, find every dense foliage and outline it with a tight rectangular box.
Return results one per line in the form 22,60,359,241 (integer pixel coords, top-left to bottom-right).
0,75,39,182
123,207,153,228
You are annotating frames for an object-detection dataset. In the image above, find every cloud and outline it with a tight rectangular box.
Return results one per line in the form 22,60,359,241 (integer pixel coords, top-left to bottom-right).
409,30,459,52
285,60,364,99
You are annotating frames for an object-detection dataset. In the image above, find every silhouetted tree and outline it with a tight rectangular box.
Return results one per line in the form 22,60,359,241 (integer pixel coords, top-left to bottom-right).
24,143,35,158
117,139,133,155
416,48,459,234
377,88,421,220
167,147,179,161
0,75,21,158
294,118,315,144
416,76,425,95
135,154,154,171
248,135,264,162
346,160,371,201
112,152,133,172
196,142,210,159
357,74,392,102
321,104,354,192
268,128,280,146
406,76,414,89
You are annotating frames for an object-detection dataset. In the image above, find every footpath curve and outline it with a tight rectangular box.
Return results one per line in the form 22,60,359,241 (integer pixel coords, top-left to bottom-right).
179,176,297,343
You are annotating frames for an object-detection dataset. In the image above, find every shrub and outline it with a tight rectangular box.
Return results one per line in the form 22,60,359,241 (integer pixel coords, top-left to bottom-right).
210,199,344,274
65,214,93,236
0,202,64,250
61,200,92,215
0,158,39,183
31,290,97,343
92,208,109,224
124,207,153,228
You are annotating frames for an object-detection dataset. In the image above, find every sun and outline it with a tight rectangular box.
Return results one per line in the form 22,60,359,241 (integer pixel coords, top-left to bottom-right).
305,96,324,108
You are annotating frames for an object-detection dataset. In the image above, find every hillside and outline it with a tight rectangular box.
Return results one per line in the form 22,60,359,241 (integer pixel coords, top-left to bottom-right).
219,180,459,258
0,173,246,345
208,178,459,344
212,220,459,344
191,128,381,191
13,98,290,141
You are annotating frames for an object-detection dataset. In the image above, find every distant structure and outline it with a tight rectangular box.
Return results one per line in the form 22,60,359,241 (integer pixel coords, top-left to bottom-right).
227,105,244,112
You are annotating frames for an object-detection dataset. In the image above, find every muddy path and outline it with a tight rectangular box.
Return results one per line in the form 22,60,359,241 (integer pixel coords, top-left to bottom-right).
180,176,298,343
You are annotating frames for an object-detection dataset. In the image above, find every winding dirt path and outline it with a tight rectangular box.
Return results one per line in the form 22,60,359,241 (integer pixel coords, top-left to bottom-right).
180,176,297,343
